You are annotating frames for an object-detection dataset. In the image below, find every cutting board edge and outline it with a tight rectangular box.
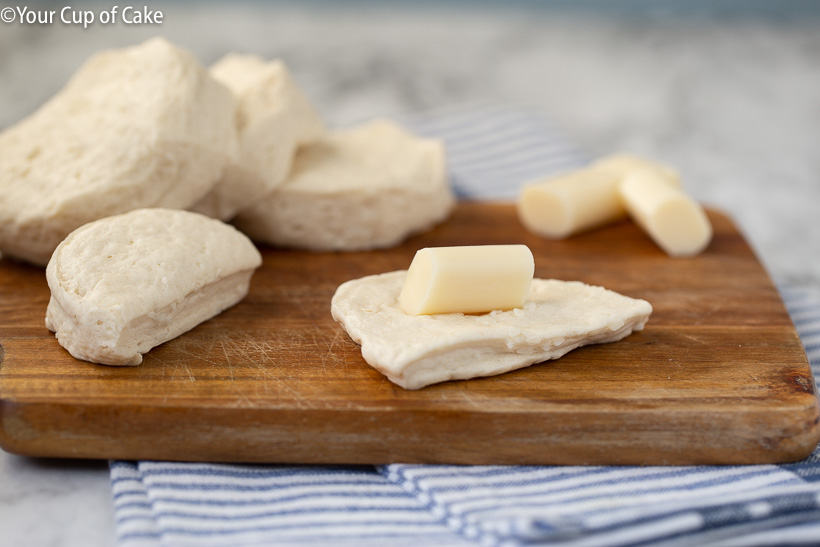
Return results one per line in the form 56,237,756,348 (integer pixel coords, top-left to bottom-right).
3,393,818,465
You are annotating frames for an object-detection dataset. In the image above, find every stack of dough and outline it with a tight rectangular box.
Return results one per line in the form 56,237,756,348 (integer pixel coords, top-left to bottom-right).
0,37,238,266
194,53,454,250
45,209,262,366
0,37,454,264
191,54,326,220
234,119,454,251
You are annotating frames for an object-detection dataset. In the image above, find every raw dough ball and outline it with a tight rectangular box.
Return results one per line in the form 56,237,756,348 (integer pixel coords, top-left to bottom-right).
233,119,454,251
331,271,652,389
45,209,262,366
191,54,325,220
0,37,238,265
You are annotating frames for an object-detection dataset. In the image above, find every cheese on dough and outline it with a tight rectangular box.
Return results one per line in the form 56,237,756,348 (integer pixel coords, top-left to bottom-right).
332,271,652,390
233,119,454,251
399,245,534,315
0,37,238,266
191,54,325,220
45,209,262,366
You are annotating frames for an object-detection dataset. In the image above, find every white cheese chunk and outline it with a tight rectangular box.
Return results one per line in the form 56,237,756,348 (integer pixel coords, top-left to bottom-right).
45,209,262,366
191,54,325,220
332,271,652,390
591,154,680,186
517,168,627,238
517,154,679,240
619,170,713,257
0,37,238,266
399,245,534,315
233,119,454,251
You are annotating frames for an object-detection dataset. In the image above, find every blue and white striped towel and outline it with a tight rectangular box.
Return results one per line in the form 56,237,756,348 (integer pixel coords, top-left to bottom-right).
111,105,820,546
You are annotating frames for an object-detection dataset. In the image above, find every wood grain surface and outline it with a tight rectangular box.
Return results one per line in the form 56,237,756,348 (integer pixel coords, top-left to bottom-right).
1,203,818,465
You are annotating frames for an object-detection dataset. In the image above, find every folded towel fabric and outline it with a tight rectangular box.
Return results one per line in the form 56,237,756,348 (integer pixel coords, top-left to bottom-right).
111,105,820,547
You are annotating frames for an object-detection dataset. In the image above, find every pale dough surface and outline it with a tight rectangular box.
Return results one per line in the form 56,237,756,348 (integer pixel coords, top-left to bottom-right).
192,54,325,220
0,37,238,266
331,271,653,389
45,209,262,366
233,119,454,251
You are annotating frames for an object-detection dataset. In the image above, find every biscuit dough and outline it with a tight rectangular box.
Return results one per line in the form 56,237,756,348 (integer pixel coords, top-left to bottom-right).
0,37,238,265
45,209,262,366
233,119,454,251
192,54,325,220
332,271,652,389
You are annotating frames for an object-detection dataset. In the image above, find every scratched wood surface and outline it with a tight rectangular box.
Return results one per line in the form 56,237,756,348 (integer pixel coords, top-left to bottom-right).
1,203,818,465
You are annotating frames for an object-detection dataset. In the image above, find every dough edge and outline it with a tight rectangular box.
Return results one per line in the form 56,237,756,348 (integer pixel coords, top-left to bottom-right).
331,271,653,390
46,269,256,366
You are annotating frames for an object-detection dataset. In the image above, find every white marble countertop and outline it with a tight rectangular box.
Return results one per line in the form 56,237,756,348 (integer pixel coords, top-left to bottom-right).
1,3,819,545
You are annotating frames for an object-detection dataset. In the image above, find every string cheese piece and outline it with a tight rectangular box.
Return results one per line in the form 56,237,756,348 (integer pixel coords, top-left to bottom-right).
619,170,712,257
518,155,681,240
332,271,652,390
591,154,680,186
517,168,627,238
398,245,534,316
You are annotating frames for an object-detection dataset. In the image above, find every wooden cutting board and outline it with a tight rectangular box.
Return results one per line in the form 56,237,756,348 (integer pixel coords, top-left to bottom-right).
1,203,817,465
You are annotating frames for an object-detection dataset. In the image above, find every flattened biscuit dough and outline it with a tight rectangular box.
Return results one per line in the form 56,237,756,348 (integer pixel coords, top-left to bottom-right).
0,37,238,265
45,209,262,366
234,119,454,251
331,271,652,389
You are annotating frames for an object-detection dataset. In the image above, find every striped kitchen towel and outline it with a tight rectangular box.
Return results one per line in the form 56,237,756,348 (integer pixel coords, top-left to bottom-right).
111,105,820,546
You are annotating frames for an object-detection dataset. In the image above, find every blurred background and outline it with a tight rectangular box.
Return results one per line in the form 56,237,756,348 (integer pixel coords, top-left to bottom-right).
2,0,819,288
